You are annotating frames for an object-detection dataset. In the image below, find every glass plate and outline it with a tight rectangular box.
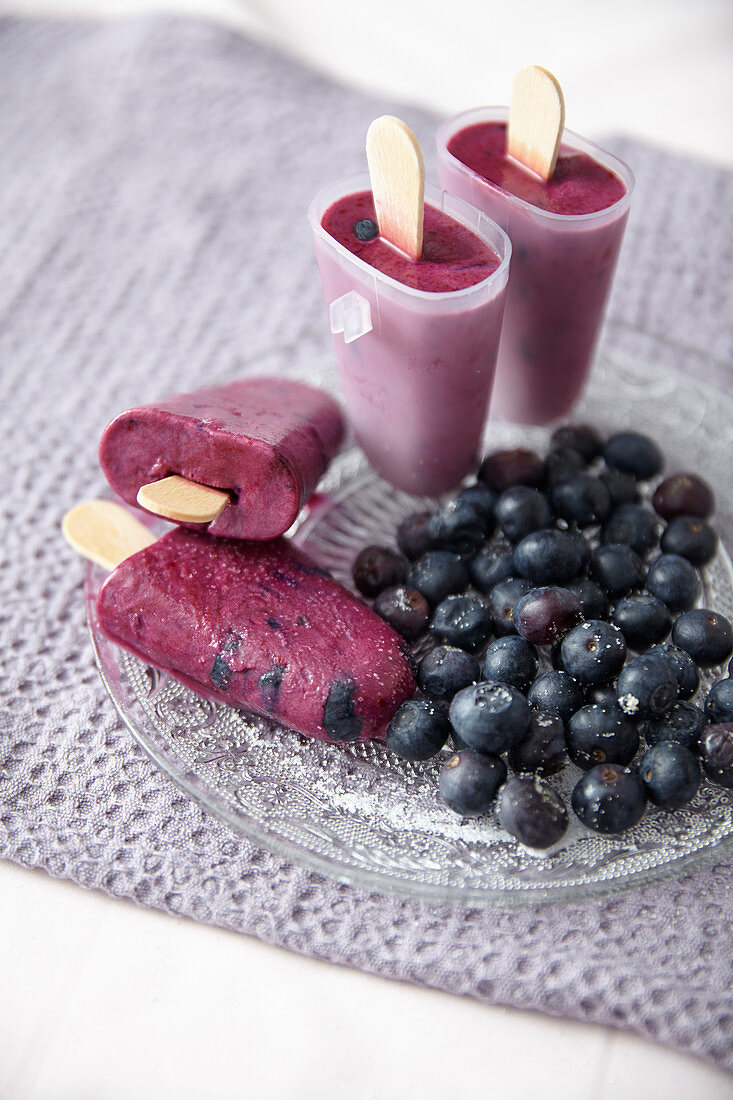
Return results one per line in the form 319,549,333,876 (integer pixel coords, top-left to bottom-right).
86,334,733,906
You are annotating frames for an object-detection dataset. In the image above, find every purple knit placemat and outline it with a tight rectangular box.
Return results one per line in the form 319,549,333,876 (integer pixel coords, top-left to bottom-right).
1,16,732,1070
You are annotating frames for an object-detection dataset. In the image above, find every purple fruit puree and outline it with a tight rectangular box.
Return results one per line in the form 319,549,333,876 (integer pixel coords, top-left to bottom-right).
310,177,510,496
97,529,416,743
99,377,345,540
321,190,499,290
437,113,633,425
447,122,625,214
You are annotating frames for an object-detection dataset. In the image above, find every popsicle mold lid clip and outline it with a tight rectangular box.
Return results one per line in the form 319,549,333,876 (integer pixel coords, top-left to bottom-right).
330,289,372,345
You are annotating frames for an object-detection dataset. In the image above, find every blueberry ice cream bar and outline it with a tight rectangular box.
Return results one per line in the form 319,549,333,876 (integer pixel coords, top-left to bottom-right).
64,502,415,743
99,377,345,540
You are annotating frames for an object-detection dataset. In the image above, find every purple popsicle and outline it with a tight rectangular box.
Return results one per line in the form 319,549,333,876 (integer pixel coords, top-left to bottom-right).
310,179,510,496
96,528,417,743
99,377,345,540
320,189,501,290
437,112,633,424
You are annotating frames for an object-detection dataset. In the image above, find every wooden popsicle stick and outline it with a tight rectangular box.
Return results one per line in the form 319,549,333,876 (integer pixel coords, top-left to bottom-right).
62,499,157,571
366,115,425,261
507,65,565,180
137,475,229,524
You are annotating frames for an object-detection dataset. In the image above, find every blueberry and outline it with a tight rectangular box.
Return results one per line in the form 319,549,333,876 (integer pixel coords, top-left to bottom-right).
455,482,497,523
672,609,733,668
354,218,378,241
508,711,566,776
645,644,699,700
210,654,233,692
429,497,488,554
645,554,701,613
495,486,552,543
617,653,678,721
352,544,406,598
588,544,646,597
599,468,640,508
431,594,493,652
565,578,610,621
478,448,544,491
405,550,469,606
513,586,582,646
571,764,647,834
543,447,586,487
640,742,701,810
560,620,627,685
652,473,714,522
642,701,705,750
528,670,586,723
602,503,659,557
566,703,639,770
449,681,531,754
706,678,733,724
552,474,612,527
385,698,451,760
373,585,430,640
417,645,480,700
469,546,515,593
513,529,585,585
487,577,533,636
496,776,568,849
439,750,507,816
322,679,362,742
481,635,539,692
550,424,603,462
258,663,284,708
589,684,621,708
566,529,593,572
660,515,718,567
699,723,733,788
603,432,663,480
397,511,436,559
610,594,672,650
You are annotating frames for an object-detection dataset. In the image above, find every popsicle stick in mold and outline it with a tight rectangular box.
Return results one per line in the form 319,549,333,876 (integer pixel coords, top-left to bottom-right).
507,65,565,180
136,475,229,525
62,499,156,572
366,115,425,261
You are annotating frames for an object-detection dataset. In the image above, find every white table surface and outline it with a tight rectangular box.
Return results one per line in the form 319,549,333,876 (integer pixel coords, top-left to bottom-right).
1,2,732,1097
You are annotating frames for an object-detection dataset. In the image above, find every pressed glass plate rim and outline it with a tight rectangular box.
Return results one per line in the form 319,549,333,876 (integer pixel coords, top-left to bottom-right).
86,334,733,908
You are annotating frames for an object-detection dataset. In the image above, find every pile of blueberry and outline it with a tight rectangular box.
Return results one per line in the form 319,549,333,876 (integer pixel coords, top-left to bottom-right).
351,426,733,851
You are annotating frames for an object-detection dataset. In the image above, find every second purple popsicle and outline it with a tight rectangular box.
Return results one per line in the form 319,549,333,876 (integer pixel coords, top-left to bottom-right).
96,527,416,743
99,376,345,540
437,104,633,425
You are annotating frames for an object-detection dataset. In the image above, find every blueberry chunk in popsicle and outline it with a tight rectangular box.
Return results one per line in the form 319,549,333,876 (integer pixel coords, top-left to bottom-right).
99,377,345,540
95,528,416,743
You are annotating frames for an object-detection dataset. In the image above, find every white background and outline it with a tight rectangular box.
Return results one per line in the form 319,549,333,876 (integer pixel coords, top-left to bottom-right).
1,2,733,1098
5,0,733,165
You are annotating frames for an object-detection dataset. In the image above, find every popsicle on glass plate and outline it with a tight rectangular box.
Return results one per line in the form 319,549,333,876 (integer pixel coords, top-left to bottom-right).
63,501,417,744
99,376,345,540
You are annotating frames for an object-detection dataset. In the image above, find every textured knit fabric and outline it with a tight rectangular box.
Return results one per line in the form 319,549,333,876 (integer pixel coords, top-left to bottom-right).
1,16,733,1070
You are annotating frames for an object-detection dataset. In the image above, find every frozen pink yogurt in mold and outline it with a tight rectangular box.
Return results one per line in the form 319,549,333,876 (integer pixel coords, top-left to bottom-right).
310,173,510,497
437,110,633,425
